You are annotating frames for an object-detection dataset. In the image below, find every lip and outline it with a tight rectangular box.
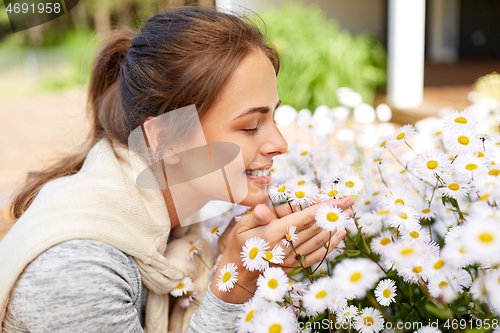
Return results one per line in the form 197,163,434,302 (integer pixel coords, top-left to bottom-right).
245,163,273,184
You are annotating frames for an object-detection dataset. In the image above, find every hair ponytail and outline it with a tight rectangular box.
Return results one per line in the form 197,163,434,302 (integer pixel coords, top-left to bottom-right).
9,7,280,221
10,30,135,219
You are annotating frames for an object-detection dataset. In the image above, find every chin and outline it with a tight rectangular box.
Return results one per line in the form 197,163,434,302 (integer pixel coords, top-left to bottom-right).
239,190,269,208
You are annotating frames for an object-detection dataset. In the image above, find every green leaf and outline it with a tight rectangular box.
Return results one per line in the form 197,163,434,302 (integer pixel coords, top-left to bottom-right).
424,303,453,319
288,267,302,277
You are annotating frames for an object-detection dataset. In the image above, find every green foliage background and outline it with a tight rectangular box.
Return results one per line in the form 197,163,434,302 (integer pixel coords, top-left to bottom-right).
256,2,387,111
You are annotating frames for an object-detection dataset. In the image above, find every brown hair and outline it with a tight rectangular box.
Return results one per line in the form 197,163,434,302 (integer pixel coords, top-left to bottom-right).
10,7,280,219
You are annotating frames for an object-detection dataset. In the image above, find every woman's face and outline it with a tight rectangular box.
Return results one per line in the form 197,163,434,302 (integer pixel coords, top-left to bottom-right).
200,49,288,207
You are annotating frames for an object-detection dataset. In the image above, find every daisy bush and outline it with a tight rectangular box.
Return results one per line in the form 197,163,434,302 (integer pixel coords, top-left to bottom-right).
171,83,500,332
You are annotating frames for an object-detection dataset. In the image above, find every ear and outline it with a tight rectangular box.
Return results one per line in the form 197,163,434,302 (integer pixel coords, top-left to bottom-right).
143,116,180,165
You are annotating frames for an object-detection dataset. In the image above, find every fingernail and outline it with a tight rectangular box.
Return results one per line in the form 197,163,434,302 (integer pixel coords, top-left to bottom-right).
337,230,347,239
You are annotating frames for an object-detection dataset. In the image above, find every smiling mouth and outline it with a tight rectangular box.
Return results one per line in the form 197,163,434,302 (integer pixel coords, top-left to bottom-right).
244,169,271,177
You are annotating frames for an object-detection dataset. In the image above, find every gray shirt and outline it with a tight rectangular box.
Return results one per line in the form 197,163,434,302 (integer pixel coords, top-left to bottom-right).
2,239,243,333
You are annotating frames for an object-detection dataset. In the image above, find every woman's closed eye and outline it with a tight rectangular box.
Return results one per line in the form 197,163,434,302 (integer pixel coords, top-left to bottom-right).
242,125,261,135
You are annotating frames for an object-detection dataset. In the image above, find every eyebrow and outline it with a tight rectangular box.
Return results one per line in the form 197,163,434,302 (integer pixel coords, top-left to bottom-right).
234,99,282,120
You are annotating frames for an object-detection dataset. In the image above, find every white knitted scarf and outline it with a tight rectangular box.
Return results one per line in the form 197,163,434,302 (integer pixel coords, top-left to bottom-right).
0,137,214,333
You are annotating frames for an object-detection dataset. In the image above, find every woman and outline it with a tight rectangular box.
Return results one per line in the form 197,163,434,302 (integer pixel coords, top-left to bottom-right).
0,7,353,333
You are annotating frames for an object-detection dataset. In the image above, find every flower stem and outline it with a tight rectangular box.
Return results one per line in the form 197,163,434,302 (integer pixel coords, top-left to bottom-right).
290,241,314,283
235,282,254,295
195,253,212,271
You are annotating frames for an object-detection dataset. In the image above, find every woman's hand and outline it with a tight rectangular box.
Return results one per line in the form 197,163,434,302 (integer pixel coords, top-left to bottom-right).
210,196,354,304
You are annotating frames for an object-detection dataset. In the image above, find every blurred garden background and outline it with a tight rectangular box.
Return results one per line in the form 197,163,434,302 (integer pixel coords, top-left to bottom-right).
1,0,499,239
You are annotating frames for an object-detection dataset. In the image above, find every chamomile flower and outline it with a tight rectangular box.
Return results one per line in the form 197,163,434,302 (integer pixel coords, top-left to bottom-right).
340,172,364,195
419,205,437,220
216,262,239,292
427,273,459,302
286,175,314,187
268,184,288,203
445,127,482,153
256,267,290,302
262,244,285,269
327,289,348,312
438,180,469,200
253,307,297,333
179,289,199,308
354,307,385,333
388,240,425,263
186,240,203,261
426,257,452,278
373,135,390,155
204,219,226,242
318,182,347,201
315,204,351,232
171,277,194,297
461,220,500,261
370,231,394,256
380,185,417,209
387,204,420,232
411,149,451,179
374,279,397,306
332,258,380,298
302,277,334,313
282,225,298,247
336,305,358,324
397,257,429,283
452,153,488,181
241,237,269,272
285,183,318,208
443,109,479,130
389,124,417,148
401,226,431,245
236,298,260,333
357,213,383,235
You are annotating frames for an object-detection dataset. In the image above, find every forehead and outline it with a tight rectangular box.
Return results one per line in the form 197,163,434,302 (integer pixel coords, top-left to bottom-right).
210,50,278,117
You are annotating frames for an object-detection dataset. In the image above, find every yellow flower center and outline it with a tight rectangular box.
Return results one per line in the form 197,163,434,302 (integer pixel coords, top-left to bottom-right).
380,140,386,147
265,251,273,260
480,194,490,201
427,160,438,170
466,163,478,171
316,290,327,299
396,133,405,140
286,233,292,240
457,136,470,145
328,190,338,197
267,278,278,289
327,212,339,222
211,227,219,234
345,181,355,188
295,191,305,198
245,310,254,322
365,201,371,205
277,186,286,193
269,324,282,333
377,210,390,215
350,272,362,282
300,151,308,156
439,281,448,289
435,131,442,136
297,180,306,185
459,246,468,254
410,231,420,239
489,169,500,176
479,233,494,243
478,151,485,158
383,289,391,298
448,183,460,191
454,116,468,124
189,245,197,253
412,266,423,273
177,283,185,289
395,199,405,205
401,248,414,255
380,238,391,245
222,272,232,282
308,124,313,128
364,316,375,326
422,208,431,214
249,248,259,260
397,211,408,220
434,259,445,269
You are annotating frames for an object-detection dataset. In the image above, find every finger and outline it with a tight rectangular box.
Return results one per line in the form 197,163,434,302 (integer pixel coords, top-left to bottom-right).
238,204,273,231
294,228,339,256
301,230,346,267
320,196,355,210
344,207,354,218
292,223,324,248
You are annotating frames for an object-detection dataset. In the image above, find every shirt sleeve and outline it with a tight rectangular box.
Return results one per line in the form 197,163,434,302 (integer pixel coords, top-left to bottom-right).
185,286,244,333
7,239,145,333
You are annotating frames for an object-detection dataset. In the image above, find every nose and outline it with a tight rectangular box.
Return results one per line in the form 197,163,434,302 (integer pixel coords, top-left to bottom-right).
261,124,288,157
